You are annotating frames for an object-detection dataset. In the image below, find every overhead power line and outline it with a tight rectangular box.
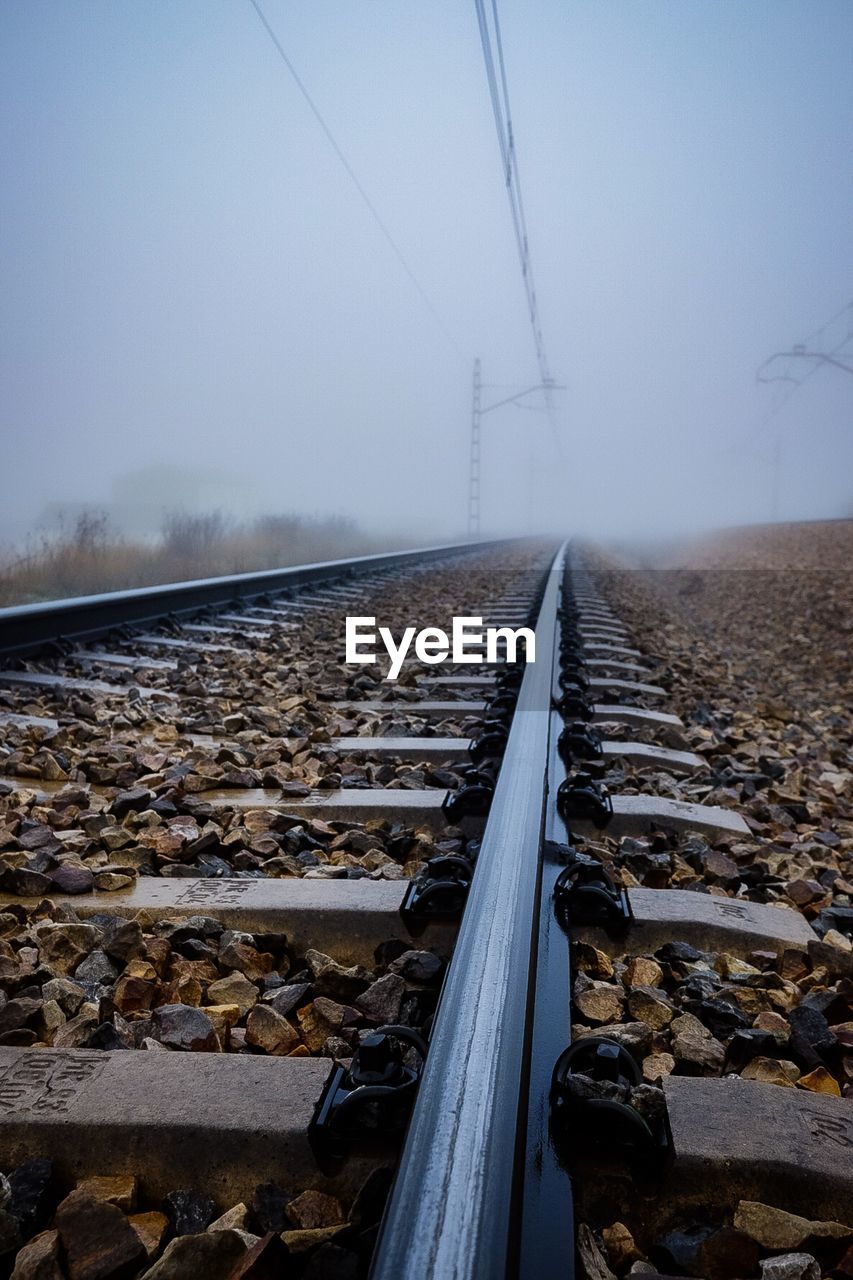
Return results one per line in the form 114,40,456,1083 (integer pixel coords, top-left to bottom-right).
473,0,561,440
756,298,853,425
248,0,463,359
751,298,853,520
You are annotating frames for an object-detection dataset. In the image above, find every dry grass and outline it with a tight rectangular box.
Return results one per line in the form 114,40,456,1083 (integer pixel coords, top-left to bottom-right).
0,511,414,606
664,518,853,570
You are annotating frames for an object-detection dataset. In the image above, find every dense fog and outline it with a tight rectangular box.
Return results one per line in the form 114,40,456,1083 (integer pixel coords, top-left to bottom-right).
2,0,852,551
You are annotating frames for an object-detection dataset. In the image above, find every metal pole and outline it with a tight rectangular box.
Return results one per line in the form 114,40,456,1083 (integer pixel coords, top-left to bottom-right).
469,358,482,538
771,429,782,521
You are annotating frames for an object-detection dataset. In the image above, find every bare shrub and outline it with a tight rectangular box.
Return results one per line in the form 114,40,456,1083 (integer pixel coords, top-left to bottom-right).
0,510,410,605
160,511,230,563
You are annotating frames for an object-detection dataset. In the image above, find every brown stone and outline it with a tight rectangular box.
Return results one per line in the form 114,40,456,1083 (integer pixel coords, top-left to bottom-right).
140,1229,249,1278
280,1225,346,1254
622,956,664,988
52,1006,99,1049
286,1190,345,1230
296,1003,338,1054
207,972,259,1016
577,1223,617,1280
207,1203,250,1232
9,1230,63,1280
36,924,101,976
786,879,825,907
226,1233,290,1278
166,974,202,1007
128,1212,169,1259
218,942,274,981
627,985,675,1029
245,1006,300,1056
753,1011,791,1039
55,1189,147,1280
797,1066,841,1096
574,978,625,1025
642,1052,675,1082
75,1176,136,1212
204,1004,241,1042
666,1024,722,1075
573,943,614,979
733,1200,853,1251
111,976,155,1015
602,1221,641,1272
741,1057,797,1087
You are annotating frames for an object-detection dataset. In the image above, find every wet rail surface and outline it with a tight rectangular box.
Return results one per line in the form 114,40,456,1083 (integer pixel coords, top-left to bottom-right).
0,539,850,1279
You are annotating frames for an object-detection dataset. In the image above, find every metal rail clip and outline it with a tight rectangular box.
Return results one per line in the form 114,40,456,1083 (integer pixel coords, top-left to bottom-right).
400,853,475,924
557,722,604,766
556,771,613,827
442,771,495,824
483,691,517,720
558,665,590,692
310,1025,428,1160
495,667,524,692
560,641,586,666
553,683,593,720
468,725,509,764
42,636,75,659
553,851,630,932
551,1037,667,1164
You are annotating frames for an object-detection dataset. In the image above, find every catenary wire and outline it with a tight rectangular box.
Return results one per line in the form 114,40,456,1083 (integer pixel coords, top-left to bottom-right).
474,0,562,446
248,0,464,360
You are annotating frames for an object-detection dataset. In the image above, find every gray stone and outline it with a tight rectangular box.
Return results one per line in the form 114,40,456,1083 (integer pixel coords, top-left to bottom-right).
162,1189,216,1236
152,1005,219,1052
305,950,371,1001
355,974,405,1024
41,979,86,1017
264,982,311,1018
574,1022,653,1055
759,1255,820,1280
74,952,120,986
48,865,94,896
389,951,444,983
52,1006,100,1049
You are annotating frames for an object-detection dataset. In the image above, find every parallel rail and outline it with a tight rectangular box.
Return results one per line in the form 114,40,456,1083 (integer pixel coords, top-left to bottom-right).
0,538,515,658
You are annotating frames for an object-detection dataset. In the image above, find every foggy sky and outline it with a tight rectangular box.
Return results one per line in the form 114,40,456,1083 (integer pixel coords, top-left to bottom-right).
2,0,852,546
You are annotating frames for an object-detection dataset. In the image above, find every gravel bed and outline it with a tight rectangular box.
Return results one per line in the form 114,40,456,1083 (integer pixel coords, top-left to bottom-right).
0,900,444,1057
572,524,852,1280
572,938,851,1095
0,1157,384,1277
577,1208,852,1280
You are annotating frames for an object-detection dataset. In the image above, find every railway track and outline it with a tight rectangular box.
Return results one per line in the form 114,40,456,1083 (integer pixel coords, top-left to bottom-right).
0,540,849,1279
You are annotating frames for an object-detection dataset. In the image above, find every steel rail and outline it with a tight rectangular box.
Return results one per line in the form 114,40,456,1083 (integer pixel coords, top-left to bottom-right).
0,538,518,658
370,543,566,1280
